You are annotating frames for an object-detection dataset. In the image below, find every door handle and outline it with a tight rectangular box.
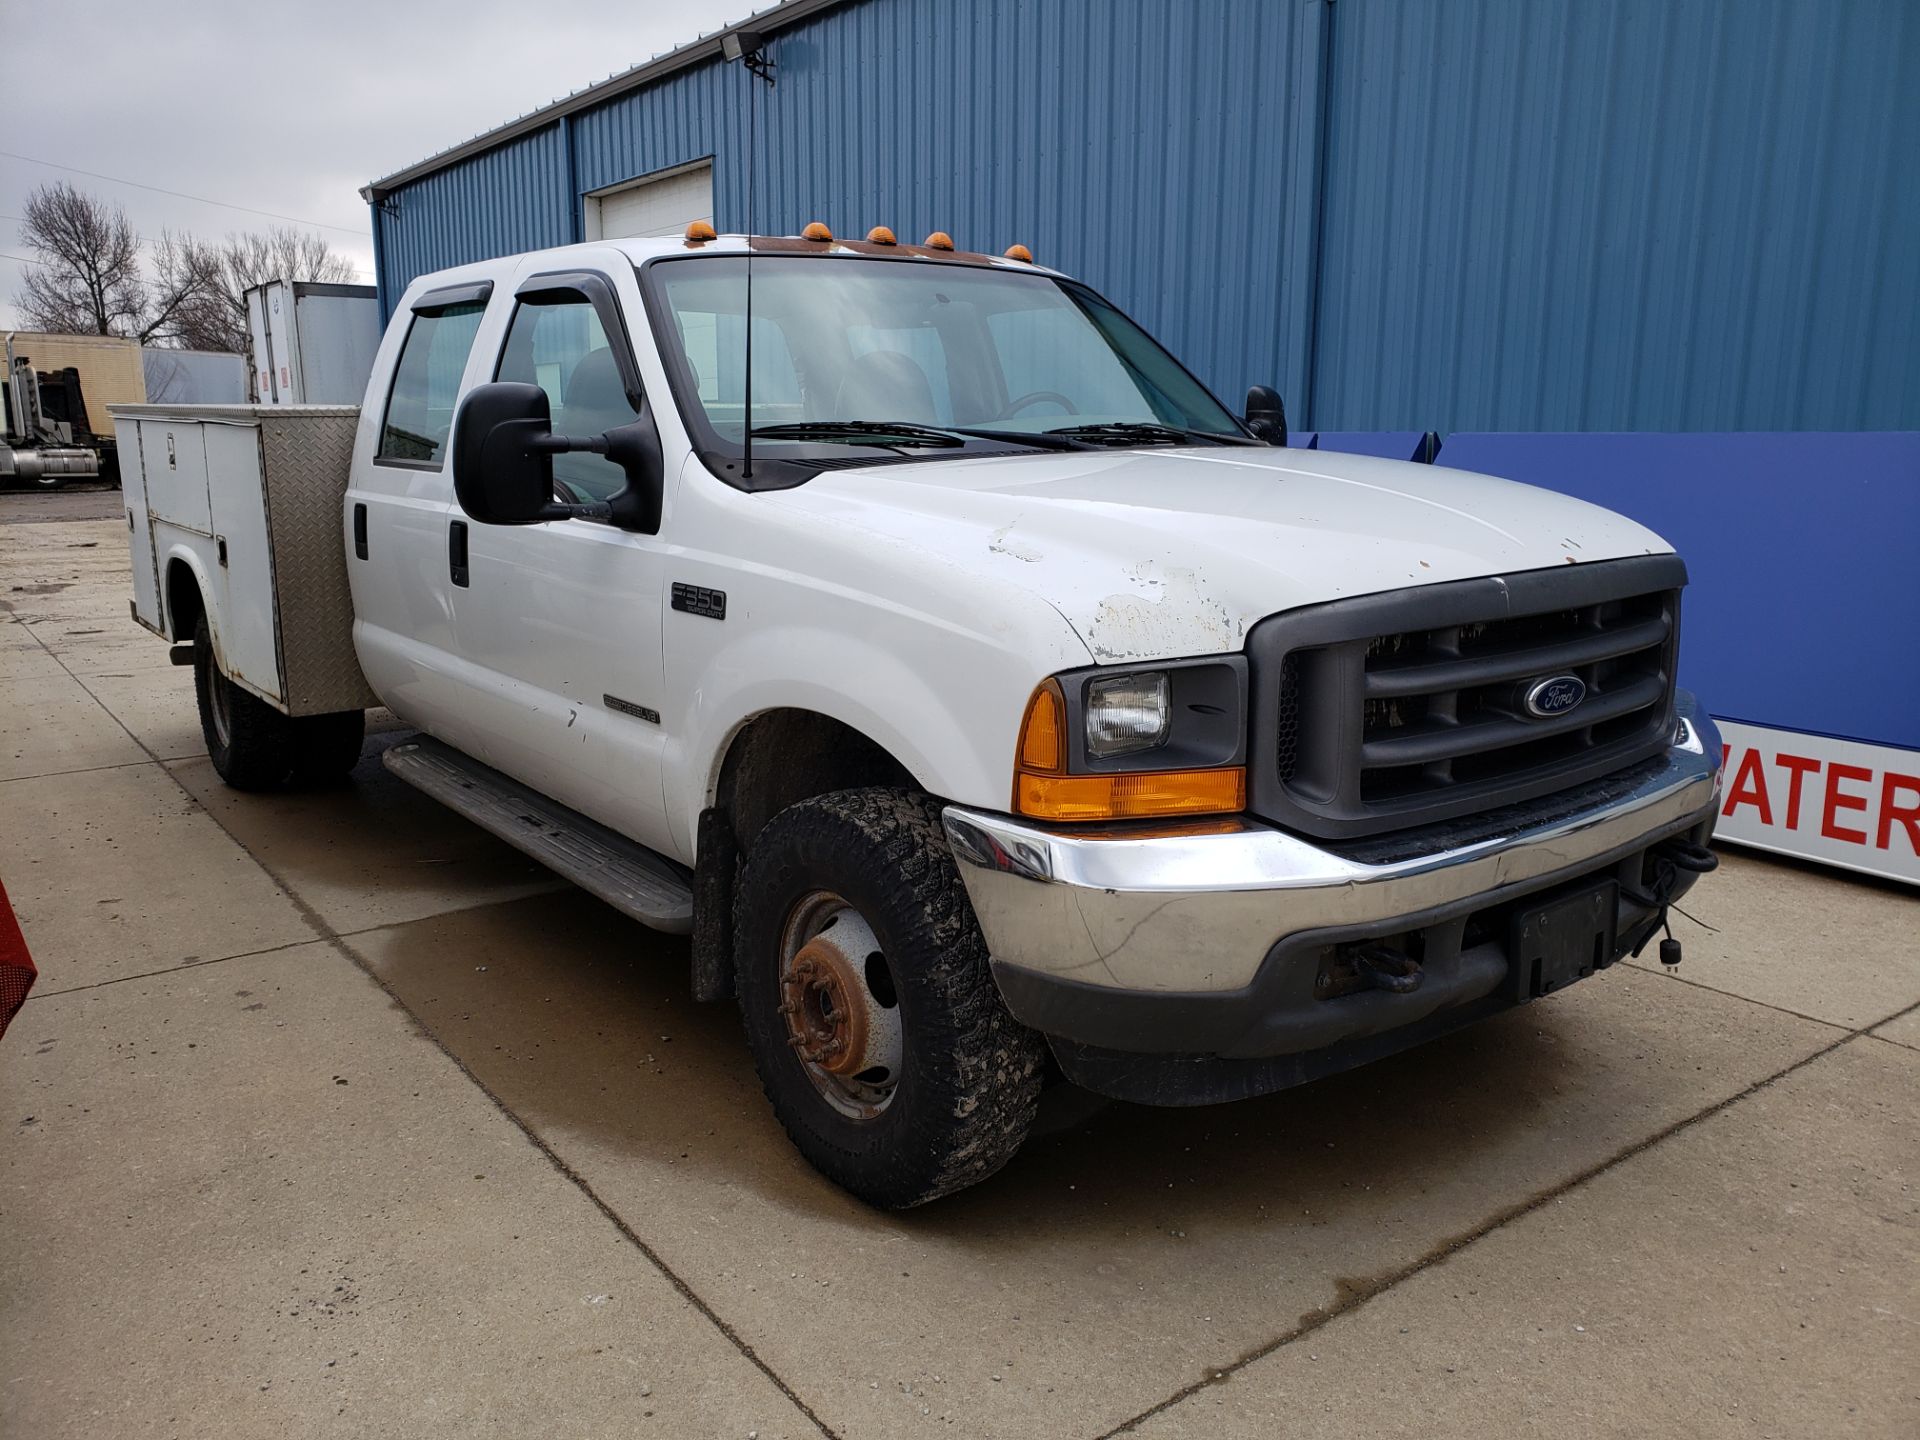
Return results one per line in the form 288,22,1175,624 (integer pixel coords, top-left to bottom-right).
449,520,469,588
353,502,368,560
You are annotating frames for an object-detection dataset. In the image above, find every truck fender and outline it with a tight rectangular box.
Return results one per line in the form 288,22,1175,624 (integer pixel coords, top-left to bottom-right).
676,628,1007,858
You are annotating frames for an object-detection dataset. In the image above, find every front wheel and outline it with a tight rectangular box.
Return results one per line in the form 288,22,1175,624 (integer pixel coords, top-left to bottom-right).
733,788,1046,1208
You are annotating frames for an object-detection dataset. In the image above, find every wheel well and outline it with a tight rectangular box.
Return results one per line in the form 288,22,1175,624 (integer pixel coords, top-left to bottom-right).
716,708,919,849
164,559,205,643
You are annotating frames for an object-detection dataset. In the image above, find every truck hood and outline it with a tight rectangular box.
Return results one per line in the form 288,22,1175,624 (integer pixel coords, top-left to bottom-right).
781,445,1674,664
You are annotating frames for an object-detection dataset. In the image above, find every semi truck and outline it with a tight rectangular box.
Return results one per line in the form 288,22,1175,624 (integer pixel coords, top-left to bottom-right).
114,227,1723,1207
2,333,127,486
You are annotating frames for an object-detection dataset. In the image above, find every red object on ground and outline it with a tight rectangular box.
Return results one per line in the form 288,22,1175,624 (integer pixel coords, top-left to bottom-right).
0,873,36,1039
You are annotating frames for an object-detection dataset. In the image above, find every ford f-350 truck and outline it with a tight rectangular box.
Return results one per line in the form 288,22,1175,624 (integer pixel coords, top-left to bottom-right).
115,227,1723,1207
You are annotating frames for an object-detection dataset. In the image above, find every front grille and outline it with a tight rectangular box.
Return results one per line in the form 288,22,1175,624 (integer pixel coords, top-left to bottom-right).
1246,556,1685,839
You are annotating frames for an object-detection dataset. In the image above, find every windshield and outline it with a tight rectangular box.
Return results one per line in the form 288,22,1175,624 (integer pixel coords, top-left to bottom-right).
642,256,1246,460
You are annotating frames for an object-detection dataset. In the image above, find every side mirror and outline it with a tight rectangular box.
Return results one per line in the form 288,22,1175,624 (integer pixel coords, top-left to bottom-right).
450,381,665,532
1244,385,1288,447
452,382,562,525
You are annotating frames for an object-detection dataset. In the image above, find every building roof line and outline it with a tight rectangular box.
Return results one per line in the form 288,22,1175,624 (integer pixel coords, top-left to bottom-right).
359,0,850,201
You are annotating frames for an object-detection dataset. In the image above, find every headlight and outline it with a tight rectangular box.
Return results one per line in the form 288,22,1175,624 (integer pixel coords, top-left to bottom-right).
1012,658,1248,821
1086,673,1170,758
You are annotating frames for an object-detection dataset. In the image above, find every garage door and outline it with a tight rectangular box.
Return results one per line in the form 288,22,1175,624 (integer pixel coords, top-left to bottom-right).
589,163,715,240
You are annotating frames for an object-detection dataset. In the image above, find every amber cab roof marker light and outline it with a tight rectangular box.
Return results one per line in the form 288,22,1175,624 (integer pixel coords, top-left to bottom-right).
802,221,834,241
866,225,898,245
1004,243,1033,263
684,220,717,243
923,231,955,251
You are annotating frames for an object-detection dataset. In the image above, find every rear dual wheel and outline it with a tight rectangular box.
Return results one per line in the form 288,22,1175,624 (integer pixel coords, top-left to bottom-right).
733,788,1046,1209
193,614,365,790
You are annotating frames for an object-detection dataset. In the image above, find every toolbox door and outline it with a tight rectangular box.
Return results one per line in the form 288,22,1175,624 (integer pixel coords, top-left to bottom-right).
139,418,212,534
203,420,283,705
116,418,162,630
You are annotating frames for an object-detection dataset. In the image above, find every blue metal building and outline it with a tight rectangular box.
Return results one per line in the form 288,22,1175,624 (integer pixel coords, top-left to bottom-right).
363,0,1920,434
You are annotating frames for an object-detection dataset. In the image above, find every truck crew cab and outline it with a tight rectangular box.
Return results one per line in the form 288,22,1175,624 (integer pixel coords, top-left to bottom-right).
118,228,1722,1207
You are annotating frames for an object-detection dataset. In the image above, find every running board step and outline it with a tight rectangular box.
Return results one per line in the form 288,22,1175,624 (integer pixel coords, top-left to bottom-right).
383,735,694,934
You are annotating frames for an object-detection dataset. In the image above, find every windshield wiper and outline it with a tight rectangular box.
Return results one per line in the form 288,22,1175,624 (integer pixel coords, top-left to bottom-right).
749,421,965,449
1043,421,1249,447
751,420,1089,454
938,425,1087,451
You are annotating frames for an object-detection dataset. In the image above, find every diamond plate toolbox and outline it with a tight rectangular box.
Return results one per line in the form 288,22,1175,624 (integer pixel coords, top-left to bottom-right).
256,408,381,714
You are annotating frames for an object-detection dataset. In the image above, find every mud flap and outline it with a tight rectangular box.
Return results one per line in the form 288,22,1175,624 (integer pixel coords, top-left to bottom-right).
691,806,738,1002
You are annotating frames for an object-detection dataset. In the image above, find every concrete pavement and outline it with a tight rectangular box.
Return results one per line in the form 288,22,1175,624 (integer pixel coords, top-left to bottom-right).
4,486,1916,1438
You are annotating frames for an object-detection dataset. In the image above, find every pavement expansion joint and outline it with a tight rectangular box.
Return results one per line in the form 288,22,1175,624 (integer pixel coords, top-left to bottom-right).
1093,1001,1910,1437
1619,958,1861,1033
21,934,323,1001
0,756,168,787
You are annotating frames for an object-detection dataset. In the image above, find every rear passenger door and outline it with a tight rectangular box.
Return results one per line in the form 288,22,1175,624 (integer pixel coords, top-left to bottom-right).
447,264,677,856
344,280,491,747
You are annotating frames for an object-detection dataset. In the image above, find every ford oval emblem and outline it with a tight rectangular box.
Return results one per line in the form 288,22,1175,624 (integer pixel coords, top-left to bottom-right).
1525,674,1587,718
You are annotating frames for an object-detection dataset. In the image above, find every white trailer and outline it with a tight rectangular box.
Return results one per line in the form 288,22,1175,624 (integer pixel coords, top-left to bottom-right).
243,282,382,405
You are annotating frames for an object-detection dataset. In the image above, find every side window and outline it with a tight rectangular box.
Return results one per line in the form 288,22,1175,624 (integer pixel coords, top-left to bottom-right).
377,301,485,465
494,294,642,503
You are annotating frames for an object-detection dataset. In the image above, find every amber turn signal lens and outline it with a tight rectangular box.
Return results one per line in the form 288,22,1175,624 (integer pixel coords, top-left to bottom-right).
1004,243,1033,262
684,220,717,242
866,225,897,245
1016,768,1247,822
802,221,834,241
1016,678,1065,774
923,231,955,251
1012,679,1242,821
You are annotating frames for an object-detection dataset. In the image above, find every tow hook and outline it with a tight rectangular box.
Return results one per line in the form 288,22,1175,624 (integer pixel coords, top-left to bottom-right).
1351,943,1423,994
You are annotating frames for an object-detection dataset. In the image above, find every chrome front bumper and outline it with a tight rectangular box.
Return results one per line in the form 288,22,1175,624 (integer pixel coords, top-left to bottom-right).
943,692,1723,1004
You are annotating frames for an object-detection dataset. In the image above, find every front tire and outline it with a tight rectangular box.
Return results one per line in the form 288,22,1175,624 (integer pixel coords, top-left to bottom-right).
733,788,1045,1209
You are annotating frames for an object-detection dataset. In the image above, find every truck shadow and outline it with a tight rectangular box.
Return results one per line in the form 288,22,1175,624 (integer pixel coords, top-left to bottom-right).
352,882,1586,1241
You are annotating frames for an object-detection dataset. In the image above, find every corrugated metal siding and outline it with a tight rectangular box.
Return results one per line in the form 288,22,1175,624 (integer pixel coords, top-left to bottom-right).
372,0,1920,432
373,124,573,312
1311,0,1920,431
572,0,1325,408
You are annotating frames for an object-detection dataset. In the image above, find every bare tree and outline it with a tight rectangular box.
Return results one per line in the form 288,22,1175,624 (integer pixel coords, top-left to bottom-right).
15,182,143,335
173,226,360,355
14,181,223,343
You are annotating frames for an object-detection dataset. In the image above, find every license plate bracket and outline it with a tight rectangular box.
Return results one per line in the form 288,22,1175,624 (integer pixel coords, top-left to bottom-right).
1510,878,1620,1001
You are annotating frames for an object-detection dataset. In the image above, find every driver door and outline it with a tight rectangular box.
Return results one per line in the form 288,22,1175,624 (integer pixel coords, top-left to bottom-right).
448,264,677,856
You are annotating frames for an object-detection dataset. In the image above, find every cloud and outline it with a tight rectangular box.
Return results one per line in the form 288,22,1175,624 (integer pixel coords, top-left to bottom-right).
3,0,741,330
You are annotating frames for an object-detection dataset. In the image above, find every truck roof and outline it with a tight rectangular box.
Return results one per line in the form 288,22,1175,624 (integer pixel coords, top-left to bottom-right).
397,231,1060,305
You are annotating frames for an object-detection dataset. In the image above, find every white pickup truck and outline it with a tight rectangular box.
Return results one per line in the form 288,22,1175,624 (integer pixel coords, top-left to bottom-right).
115,228,1723,1207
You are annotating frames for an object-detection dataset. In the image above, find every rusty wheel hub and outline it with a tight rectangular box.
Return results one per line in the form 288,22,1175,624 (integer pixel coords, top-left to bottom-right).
782,938,869,1075
777,893,903,1120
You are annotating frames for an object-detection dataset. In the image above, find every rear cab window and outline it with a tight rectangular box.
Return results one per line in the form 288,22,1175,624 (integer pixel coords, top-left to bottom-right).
376,289,490,467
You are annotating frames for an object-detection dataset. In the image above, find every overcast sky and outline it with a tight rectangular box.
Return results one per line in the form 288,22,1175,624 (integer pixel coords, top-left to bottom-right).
1,0,752,331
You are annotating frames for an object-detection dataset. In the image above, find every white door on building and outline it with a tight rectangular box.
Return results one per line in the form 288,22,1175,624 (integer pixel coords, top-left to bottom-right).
586,162,715,240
